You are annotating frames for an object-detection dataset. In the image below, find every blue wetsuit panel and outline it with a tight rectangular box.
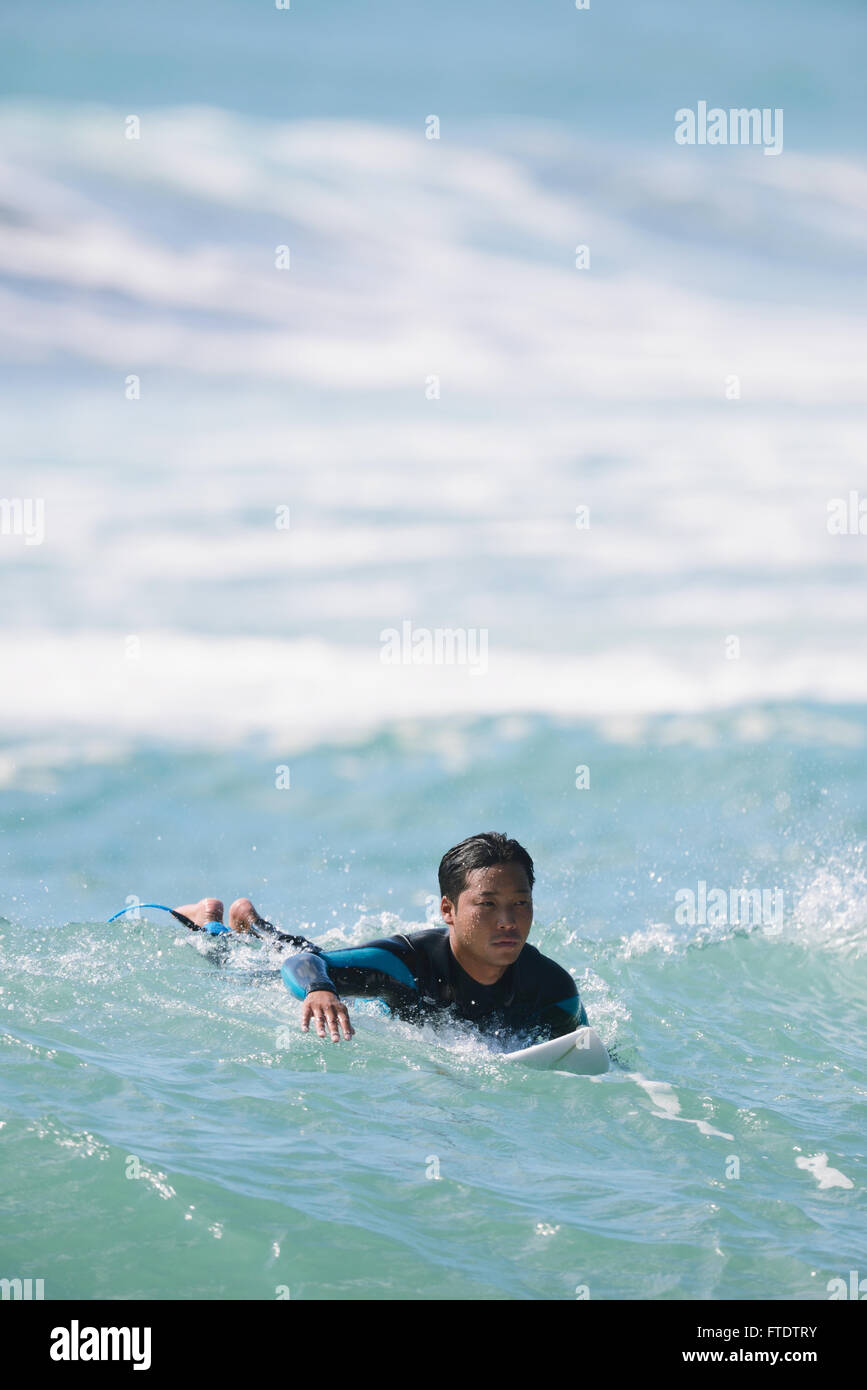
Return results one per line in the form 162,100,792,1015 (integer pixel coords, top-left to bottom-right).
281,928,585,1042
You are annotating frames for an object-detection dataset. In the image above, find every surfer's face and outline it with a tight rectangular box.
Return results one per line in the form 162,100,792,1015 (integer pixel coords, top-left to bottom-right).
442,863,533,969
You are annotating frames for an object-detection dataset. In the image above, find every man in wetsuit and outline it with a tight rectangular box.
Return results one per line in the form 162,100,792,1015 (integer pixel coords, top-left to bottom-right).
176,832,587,1045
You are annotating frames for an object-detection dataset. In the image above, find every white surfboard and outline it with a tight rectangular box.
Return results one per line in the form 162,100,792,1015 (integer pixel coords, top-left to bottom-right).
502,1026,609,1075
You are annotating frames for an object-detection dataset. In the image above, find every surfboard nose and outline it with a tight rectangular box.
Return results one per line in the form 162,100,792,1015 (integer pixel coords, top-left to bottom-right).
503,1026,610,1075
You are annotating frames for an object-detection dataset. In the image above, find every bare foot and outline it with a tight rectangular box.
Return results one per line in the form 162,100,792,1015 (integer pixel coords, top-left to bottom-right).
174,897,224,927
229,897,270,933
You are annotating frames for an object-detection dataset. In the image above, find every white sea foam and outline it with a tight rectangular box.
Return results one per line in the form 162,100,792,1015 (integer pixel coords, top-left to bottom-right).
631,1074,734,1140
2,102,867,748
0,103,865,401
794,1153,855,1191
2,631,867,754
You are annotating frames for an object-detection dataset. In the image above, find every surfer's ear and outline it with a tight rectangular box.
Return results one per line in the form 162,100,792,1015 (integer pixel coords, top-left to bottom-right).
440,895,456,924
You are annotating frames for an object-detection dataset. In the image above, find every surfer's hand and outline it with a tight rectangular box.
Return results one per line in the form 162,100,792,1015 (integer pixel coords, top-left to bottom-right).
302,991,354,1042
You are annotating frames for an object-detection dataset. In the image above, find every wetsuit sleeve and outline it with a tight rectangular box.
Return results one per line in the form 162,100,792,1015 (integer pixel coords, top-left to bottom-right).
281,936,419,1007
538,980,588,1039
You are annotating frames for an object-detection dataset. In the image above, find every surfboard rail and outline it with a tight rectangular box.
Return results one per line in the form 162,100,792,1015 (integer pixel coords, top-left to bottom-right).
502,1025,609,1075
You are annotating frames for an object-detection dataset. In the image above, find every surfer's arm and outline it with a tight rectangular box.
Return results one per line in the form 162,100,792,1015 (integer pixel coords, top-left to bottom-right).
282,949,343,998
282,938,419,1001
282,938,420,1041
538,987,588,1039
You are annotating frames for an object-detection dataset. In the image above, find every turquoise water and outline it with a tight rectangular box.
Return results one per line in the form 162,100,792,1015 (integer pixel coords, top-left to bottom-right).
2,710,866,1299
1,0,865,153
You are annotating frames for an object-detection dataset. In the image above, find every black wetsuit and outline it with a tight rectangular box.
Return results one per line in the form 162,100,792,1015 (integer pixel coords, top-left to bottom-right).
281,927,587,1044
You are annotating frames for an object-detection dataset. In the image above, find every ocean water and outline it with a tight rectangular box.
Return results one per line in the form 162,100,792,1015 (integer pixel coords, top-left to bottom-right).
2,712,866,1299
2,0,866,1300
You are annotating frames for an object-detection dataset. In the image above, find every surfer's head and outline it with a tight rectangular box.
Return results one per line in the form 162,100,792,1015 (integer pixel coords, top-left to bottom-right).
438,833,534,975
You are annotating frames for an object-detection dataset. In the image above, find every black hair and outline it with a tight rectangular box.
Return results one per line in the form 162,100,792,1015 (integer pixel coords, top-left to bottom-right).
438,832,534,904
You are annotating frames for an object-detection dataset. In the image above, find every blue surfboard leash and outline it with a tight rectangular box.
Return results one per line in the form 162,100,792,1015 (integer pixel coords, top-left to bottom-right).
107,903,229,934
106,902,319,950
